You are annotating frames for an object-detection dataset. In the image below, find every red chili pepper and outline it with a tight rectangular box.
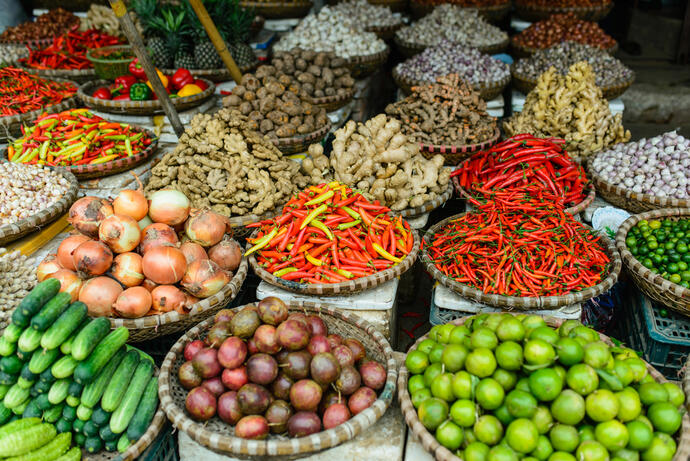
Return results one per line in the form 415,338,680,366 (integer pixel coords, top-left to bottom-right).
0,67,76,116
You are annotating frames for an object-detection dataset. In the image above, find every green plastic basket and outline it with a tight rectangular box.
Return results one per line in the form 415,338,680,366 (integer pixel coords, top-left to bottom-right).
86,45,134,80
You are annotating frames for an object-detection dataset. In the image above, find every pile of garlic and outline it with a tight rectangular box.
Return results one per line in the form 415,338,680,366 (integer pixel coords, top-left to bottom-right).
0,249,36,327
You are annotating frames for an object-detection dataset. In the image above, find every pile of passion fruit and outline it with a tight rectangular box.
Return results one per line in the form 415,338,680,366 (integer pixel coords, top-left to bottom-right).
404,313,685,461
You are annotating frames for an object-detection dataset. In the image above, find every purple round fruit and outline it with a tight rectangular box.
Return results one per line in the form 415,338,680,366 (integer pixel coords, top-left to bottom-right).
323,403,351,429
307,335,331,355
235,415,269,440
254,324,281,354
359,361,386,390
348,387,377,415
271,373,294,401
237,383,271,415
185,386,217,421
335,365,361,396
290,379,322,412
217,337,247,370
310,353,341,385
277,319,310,351
265,399,293,434
257,297,288,325
287,411,321,437
217,391,243,425
246,353,278,385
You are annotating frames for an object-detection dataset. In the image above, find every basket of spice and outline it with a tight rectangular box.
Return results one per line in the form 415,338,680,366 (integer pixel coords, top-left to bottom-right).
515,0,614,21
0,8,79,46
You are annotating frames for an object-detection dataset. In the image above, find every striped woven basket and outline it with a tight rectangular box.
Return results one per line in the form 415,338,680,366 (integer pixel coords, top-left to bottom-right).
419,128,501,165
159,301,397,458
16,63,96,84
272,121,332,155
345,47,390,78
394,35,509,59
367,0,408,12
514,1,614,21
366,23,404,41
308,88,354,112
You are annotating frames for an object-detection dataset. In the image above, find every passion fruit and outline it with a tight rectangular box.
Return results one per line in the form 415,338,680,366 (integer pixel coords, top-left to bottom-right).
332,344,356,367
257,297,289,325
344,339,366,362
254,324,281,354
290,379,323,412
287,411,322,437
237,383,271,415
308,335,331,355
348,386,377,415
230,308,261,339
246,353,279,385
217,391,243,425
282,350,312,380
217,336,247,370
360,361,386,390
265,399,293,434
235,415,269,440
277,319,311,351
310,352,341,385
271,373,294,401
335,365,361,396
323,403,351,429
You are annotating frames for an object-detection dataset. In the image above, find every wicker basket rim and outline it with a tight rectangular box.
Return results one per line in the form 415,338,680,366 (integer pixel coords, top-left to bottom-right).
510,37,618,56
345,46,390,65
398,181,454,218
365,22,404,32
392,65,510,93
16,63,96,77
393,34,509,54
418,127,501,153
511,63,635,91
272,121,331,148
0,77,78,126
514,1,613,12
308,87,354,106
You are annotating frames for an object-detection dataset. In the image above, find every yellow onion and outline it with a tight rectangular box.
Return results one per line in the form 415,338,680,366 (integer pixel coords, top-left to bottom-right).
68,196,113,238
79,276,123,317
184,209,226,247
57,234,91,271
140,223,179,254
99,214,141,254
37,254,62,282
138,215,153,230
180,242,208,265
113,286,152,318
208,237,242,272
110,252,144,287
142,245,187,285
112,176,148,221
181,259,229,298
48,269,83,302
148,189,190,226
142,279,159,293
73,240,113,277
151,285,186,313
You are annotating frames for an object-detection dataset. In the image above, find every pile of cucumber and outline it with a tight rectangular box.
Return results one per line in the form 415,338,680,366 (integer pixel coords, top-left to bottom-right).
0,279,159,455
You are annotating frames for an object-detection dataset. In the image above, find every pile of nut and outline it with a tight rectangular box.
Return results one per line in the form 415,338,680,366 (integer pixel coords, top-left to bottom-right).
512,13,616,50
385,74,497,146
395,6,507,49
330,0,404,29
0,249,36,326
513,41,634,89
0,8,79,43
270,49,355,101
223,69,329,139
274,6,387,59
0,163,72,226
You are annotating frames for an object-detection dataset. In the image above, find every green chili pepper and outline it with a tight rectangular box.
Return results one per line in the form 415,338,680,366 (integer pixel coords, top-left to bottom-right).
338,219,361,230
310,220,333,240
304,190,334,206
245,228,278,256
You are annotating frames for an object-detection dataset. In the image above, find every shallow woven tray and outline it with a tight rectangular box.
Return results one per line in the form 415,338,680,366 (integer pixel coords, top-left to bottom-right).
418,128,501,165
308,87,354,112
239,0,313,18
616,208,690,316
511,65,633,100
159,301,396,459
394,35,509,59
421,212,621,309
17,64,96,84
0,89,77,142
108,257,247,342
409,1,511,21
399,313,690,461
78,79,216,115
398,182,454,218
586,155,690,213
510,38,619,59
345,47,390,78
0,165,79,246
161,61,259,83
366,23,404,41
392,66,510,101
367,0,408,12
514,1,614,21
271,122,331,155
248,227,420,295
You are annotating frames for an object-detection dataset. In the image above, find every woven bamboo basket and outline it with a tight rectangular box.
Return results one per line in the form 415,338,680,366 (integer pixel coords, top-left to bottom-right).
345,47,390,78
239,0,313,18
392,67,510,101
514,1,614,21
226,205,285,239
409,1,511,21
308,88,355,112
0,165,79,246
366,23,404,41
510,38,619,59
511,65,634,100
158,301,397,459
0,92,77,142
248,228,420,295
399,313,690,461
161,61,259,83
586,155,690,214
0,37,54,49
17,64,96,84
78,79,216,115
418,128,501,165
108,257,247,342
272,121,331,155
397,182,454,218
394,35,509,59
616,208,690,316
368,0,408,12
421,212,621,309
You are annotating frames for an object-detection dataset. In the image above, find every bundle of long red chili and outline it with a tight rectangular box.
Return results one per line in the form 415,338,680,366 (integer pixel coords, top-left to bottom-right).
245,182,414,284
424,190,610,296
451,134,588,206
0,67,76,117
20,29,121,70
7,109,153,166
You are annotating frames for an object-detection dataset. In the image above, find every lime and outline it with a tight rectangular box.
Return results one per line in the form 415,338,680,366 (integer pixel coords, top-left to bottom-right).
505,389,538,418
555,337,584,367
453,370,478,400
585,389,620,422
584,342,613,369
615,347,638,361
547,452,576,461
411,388,432,408
423,362,443,387
418,397,449,431
558,319,582,338
405,350,429,374
493,368,518,392
522,315,547,335
624,358,648,382
634,415,654,431
495,403,516,426
431,373,455,402
640,374,656,384
442,343,469,373
488,444,519,461
450,399,477,427
594,420,629,451
408,374,426,394
516,377,532,393
638,382,669,406
611,448,640,461
476,378,505,410
466,427,478,445
550,390,585,425
579,425,595,442
474,414,504,446
485,313,510,331
429,344,445,363
532,405,554,434
417,338,437,355
616,387,642,422
436,420,464,451
529,326,560,345
613,360,634,387
496,317,526,342
524,339,556,366
449,325,471,345
471,327,499,350
625,420,653,451
429,325,442,342
549,424,580,452
495,341,524,371
566,363,599,395
532,435,554,460
569,325,599,344
469,314,489,331
663,382,685,407
465,442,491,461
466,348,498,378
553,366,566,383
529,368,563,402
436,324,455,344
506,419,539,453
647,402,682,434
641,433,676,461
575,440,610,461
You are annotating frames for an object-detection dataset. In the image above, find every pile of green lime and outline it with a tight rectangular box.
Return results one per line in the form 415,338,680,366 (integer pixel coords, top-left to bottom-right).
404,313,685,461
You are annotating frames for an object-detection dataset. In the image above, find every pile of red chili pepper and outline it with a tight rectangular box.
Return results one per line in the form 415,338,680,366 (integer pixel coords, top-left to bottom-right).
20,29,122,70
451,134,589,207
0,68,76,117
245,182,415,284
423,189,610,297
7,109,153,166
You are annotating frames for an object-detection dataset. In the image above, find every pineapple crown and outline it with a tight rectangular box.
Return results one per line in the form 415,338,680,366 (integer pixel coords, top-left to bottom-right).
183,0,255,44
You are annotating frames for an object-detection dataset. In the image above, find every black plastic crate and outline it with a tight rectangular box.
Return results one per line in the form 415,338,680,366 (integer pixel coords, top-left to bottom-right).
140,422,178,461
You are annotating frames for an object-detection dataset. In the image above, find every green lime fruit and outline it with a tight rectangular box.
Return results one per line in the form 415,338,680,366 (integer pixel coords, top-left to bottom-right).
529,368,563,402
429,344,445,363
411,388,432,408
449,325,471,345
488,444,519,461
584,341,613,369
496,317,526,342
484,313,509,331
625,420,653,451
558,319,582,338
431,373,455,402
638,382,669,406
566,363,599,395
506,419,539,453
624,358,648,382
405,350,429,374
647,402,682,434
524,339,556,366
575,440,609,461
417,339,437,355
408,374,426,394
663,382,685,407
450,399,477,427
613,360,634,387
466,348,497,378
553,365,566,382
453,370,477,400
547,452,576,461
550,390,585,425
550,424,580,452
516,377,531,393
465,428,478,445
429,325,442,342
468,314,489,331
471,327,499,350
423,362,443,387
616,387,641,422
522,315,547,335
495,341,524,371
532,405,554,435
569,325,600,344
465,441,491,461
585,389,620,422
493,368,518,392
418,397,449,431
442,343,469,373
529,326,560,345
641,433,676,461
505,389,538,418
476,378,505,410
611,448,639,461
579,425,595,442
555,337,584,367
436,324,455,344
436,420,464,451
634,415,654,431
532,435,554,460
640,374,656,384
474,415,504,446
594,420,629,451
495,404,516,426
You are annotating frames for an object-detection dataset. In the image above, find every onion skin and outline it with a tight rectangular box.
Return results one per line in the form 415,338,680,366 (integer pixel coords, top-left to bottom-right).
185,209,226,247
151,285,187,313
180,242,208,265
113,286,152,319
148,189,190,226
68,197,113,238
142,245,187,285
141,279,159,293
208,237,242,272
181,259,230,298
140,223,179,254
138,216,153,230
78,276,122,316
182,294,199,313
110,252,144,287
57,235,91,271
48,269,83,302
72,240,113,277
37,254,62,282
113,188,148,221
99,214,142,254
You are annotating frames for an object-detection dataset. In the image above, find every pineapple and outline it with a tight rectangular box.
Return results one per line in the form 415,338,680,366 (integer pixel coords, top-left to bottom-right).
174,50,196,70
229,42,257,69
147,36,171,69
132,0,194,70
225,0,258,69
194,39,222,70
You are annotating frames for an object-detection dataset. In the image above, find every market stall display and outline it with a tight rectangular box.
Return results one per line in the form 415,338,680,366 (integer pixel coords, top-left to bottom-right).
394,6,509,57
515,0,614,21
399,313,689,461
512,42,634,99
329,0,404,39
0,8,79,46
79,4,143,38
392,41,510,101
588,132,690,213
0,249,37,327
408,0,511,21
504,62,630,160
159,299,396,455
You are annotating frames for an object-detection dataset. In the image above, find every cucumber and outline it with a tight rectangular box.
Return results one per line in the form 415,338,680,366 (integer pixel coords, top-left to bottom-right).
72,418,85,434
17,329,42,354
4,431,70,461
31,379,51,395
0,337,16,357
20,363,37,383
117,433,131,453
2,324,23,344
76,403,92,421
99,424,118,442
67,381,83,398
91,406,111,426
83,420,99,437
15,348,33,362
11,279,61,328
38,367,55,384
85,436,103,454
16,377,34,389
0,356,23,375
0,371,17,386
21,399,42,419
34,393,51,410
0,422,55,457
126,345,155,364
51,356,79,380
40,302,87,350
74,433,85,447
72,318,110,361
101,349,139,412
80,348,125,408
30,292,71,331
74,327,129,385
65,395,79,407
11,400,28,415
43,403,63,423
3,383,29,408
0,417,40,439
126,377,159,441
48,379,70,405
56,417,72,434
0,384,9,399
0,403,11,425
105,439,118,452
62,404,76,421
59,318,90,356
28,347,60,374
56,447,81,461
109,360,153,434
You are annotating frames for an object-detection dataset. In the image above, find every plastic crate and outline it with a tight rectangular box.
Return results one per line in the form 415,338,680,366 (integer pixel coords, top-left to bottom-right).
139,422,178,461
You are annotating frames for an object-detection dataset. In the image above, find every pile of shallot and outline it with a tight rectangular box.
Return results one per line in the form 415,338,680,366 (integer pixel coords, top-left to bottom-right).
36,184,243,319
591,131,690,198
